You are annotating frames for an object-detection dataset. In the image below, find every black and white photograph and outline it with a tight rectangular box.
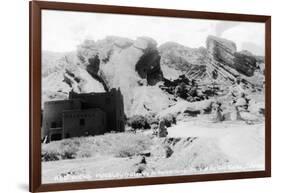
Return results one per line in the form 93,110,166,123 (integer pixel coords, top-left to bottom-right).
41,9,266,184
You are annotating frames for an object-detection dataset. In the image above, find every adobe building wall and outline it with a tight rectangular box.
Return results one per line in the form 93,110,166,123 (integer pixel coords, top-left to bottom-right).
69,88,125,132
62,109,106,138
114,89,125,132
42,88,125,141
42,99,81,139
48,128,63,141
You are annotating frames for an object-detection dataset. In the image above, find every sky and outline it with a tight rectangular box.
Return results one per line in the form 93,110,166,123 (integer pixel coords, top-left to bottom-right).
42,10,265,55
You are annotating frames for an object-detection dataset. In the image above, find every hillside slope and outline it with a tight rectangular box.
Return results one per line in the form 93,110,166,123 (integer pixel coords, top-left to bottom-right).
42,35,264,116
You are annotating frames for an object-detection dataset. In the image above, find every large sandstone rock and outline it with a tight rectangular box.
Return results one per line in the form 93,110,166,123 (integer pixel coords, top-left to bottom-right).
207,35,257,77
159,39,244,84
159,42,209,80
233,51,257,76
133,36,157,50
42,35,262,116
41,54,106,107
77,36,164,87
76,36,167,116
206,35,236,67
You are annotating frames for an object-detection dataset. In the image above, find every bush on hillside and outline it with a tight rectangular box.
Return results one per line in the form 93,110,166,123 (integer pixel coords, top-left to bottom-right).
42,133,153,161
146,112,159,125
161,113,177,127
127,115,150,130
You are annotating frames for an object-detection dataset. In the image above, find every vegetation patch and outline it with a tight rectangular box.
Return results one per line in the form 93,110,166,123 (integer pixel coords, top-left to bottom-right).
42,133,153,161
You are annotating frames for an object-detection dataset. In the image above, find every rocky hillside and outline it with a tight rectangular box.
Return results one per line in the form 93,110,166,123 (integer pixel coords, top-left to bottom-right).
42,51,106,106
42,37,172,116
159,42,209,80
42,35,264,116
160,35,264,85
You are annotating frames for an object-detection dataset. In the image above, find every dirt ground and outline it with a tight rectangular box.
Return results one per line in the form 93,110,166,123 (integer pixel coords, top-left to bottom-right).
42,114,264,184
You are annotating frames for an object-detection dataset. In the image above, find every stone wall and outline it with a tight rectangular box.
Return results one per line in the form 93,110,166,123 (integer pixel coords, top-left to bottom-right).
62,109,106,138
42,99,81,139
69,88,125,132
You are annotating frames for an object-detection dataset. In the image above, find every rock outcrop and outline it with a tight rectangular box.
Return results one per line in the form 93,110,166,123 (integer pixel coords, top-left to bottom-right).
75,36,168,116
42,35,264,115
135,48,163,85
159,42,209,80
206,35,237,66
207,35,257,77
77,36,164,87
233,51,257,76
42,54,106,107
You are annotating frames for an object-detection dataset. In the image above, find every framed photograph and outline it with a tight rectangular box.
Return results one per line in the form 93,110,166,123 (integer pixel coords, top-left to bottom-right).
30,1,271,192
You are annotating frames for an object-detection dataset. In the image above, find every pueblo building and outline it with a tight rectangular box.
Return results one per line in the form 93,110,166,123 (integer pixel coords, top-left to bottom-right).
42,88,125,142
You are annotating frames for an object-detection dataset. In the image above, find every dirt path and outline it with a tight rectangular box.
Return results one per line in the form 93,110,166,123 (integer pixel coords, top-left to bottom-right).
42,156,141,183
168,116,265,166
42,116,265,184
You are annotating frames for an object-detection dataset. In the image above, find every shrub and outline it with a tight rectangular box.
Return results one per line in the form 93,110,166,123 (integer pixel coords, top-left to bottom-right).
175,83,188,98
113,134,152,158
115,146,137,157
161,113,177,127
42,133,153,161
41,151,60,162
42,138,80,161
127,115,150,130
61,145,79,159
60,140,80,159
77,150,92,158
146,113,159,125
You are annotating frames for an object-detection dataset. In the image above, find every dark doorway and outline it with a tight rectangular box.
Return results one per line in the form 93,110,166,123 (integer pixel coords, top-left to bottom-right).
80,118,85,126
51,133,62,141
51,122,57,128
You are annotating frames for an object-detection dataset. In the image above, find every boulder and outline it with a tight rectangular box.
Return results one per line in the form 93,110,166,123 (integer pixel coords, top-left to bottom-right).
235,97,247,107
77,36,134,65
133,36,157,50
207,35,257,77
75,36,167,116
63,64,106,93
233,51,257,76
159,42,209,80
41,52,106,107
206,35,236,66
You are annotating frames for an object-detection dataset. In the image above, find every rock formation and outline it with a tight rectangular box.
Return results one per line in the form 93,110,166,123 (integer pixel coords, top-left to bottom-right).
41,52,105,107
207,35,257,77
233,51,257,76
74,36,169,116
135,49,163,85
206,35,237,66
159,42,208,80
42,35,264,116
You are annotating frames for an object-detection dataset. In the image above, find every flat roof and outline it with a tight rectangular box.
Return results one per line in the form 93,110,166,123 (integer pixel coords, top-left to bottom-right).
44,99,81,105
62,108,104,114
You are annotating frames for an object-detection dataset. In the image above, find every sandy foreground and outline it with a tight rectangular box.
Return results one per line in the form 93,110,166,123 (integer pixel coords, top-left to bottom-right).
42,115,265,184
